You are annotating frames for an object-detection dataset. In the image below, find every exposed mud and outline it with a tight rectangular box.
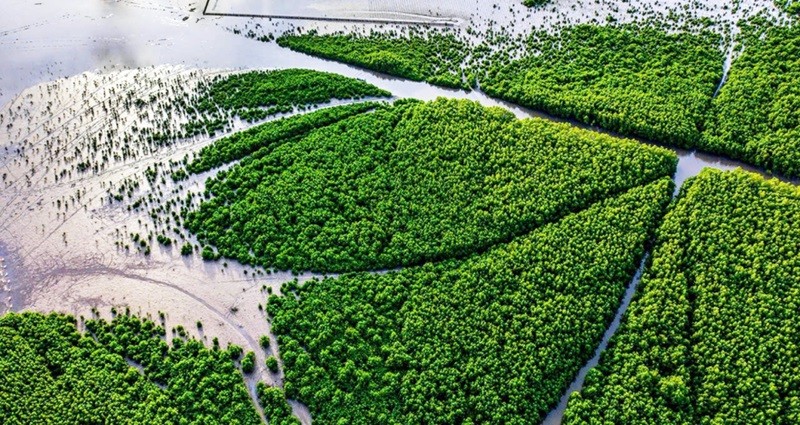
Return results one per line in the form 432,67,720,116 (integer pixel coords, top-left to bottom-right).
0,66,335,418
2,1,799,424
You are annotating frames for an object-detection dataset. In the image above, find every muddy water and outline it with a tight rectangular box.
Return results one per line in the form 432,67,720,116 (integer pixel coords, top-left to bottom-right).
0,66,329,423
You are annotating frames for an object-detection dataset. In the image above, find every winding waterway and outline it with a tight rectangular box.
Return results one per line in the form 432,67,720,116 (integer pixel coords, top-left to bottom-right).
2,1,798,424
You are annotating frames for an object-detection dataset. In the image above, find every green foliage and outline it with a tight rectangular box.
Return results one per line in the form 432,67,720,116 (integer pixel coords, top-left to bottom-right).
267,178,673,424
187,102,383,174
482,24,723,147
186,98,676,273
702,25,800,177
278,31,471,89
171,168,188,182
776,0,800,14
266,356,279,373
180,243,193,256
241,351,256,374
0,312,259,424
565,169,800,424
276,26,721,150
196,69,389,121
180,69,389,138
257,384,301,425
271,26,800,178
156,234,172,246
260,335,270,349
228,344,243,361
523,0,550,6
201,245,219,261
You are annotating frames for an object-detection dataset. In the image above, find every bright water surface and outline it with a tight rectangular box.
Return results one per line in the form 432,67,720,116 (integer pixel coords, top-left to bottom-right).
1,1,798,423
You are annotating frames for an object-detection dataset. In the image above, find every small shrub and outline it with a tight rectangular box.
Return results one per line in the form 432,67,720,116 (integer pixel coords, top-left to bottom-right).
266,356,279,373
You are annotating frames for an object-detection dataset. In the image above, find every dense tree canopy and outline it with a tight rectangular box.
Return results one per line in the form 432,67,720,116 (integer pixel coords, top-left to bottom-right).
0,311,259,424
185,98,676,273
267,178,673,424
565,169,800,424
186,102,383,174
278,32,470,89
277,25,722,150
257,385,300,425
272,25,800,178
195,69,389,119
178,69,389,137
482,24,723,148
702,24,800,178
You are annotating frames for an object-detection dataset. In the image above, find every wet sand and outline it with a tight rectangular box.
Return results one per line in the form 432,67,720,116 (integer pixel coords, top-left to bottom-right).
2,0,798,424
1,65,793,425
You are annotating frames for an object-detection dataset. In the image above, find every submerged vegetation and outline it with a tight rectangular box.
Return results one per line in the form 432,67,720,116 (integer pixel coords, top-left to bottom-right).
180,69,389,138
278,32,471,89
0,311,259,424
185,98,676,273
195,69,389,121
565,169,800,423
267,179,673,424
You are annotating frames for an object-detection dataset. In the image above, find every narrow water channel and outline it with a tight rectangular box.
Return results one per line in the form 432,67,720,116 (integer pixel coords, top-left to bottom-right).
540,253,649,424
2,2,799,425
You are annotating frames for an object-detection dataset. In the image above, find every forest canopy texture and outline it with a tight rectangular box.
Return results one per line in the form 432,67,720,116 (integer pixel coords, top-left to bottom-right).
481,24,723,148
564,169,800,424
279,25,723,150
277,32,470,89
185,98,677,273
0,311,259,425
277,24,800,178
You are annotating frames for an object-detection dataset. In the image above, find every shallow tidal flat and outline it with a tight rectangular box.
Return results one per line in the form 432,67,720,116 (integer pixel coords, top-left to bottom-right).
0,66,327,396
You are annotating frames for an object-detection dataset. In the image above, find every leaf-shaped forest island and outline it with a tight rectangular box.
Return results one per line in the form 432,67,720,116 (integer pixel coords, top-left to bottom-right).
3,0,800,423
